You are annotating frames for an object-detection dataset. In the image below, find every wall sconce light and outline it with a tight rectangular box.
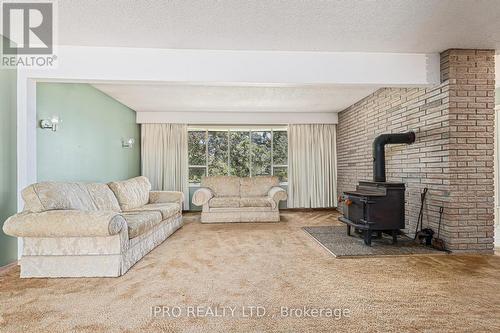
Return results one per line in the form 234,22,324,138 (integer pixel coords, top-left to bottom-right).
122,138,135,148
40,116,60,131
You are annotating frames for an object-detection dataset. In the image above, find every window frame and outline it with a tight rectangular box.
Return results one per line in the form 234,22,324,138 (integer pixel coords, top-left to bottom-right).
187,129,210,181
188,126,288,185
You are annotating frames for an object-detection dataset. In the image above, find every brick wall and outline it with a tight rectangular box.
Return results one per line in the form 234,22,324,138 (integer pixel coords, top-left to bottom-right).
337,49,495,253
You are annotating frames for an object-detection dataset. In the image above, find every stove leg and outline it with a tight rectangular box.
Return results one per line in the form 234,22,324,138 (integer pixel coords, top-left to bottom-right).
392,230,397,244
364,230,372,246
347,225,351,236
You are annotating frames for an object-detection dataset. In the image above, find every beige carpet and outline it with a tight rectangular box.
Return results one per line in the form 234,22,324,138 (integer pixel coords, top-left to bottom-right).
1,210,499,333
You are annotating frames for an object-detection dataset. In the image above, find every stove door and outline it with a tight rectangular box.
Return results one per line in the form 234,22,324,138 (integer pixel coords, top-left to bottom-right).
345,195,365,224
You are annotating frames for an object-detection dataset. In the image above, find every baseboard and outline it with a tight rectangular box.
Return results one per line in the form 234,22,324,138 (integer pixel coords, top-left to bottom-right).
0,261,18,276
281,207,339,212
185,208,340,213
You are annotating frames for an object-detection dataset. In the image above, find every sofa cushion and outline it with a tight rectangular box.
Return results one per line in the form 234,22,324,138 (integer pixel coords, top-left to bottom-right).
208,197,240,208
240,176,279,197
201,176,240,197
129,203,180,220
22,182,97,213
85,183,121,212
122,211,163,239
108,176,151,211
240,197,274,208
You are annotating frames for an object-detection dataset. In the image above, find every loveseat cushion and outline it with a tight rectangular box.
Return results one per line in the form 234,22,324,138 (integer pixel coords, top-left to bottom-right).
122,211,163,238
108,176,151,211
22,182,97,213
208,197,240,208
240,176,279,197
129,203,180,220
201,176,240,197
240,197,274,208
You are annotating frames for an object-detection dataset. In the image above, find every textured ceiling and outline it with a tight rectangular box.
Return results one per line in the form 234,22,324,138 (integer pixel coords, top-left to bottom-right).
58,0,500,52
92,83,378,113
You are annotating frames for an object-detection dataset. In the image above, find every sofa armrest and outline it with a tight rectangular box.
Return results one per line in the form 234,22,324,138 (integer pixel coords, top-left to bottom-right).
2,210,126,238
192,188,214,206
268,187,287,205
149,191,184,206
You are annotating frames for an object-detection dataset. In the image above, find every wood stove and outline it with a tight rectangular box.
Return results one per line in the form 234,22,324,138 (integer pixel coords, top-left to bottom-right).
339,132,416,246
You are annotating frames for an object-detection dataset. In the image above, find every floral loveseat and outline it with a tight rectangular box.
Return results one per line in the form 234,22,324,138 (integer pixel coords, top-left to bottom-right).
192,176,287,223
3,176,183,278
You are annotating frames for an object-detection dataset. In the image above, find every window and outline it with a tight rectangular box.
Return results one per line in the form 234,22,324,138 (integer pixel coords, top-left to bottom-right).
208,130,229,176
229,131,250,177
272,130,288,182
188,127,288,184
251,131,272,176
187,130,207,184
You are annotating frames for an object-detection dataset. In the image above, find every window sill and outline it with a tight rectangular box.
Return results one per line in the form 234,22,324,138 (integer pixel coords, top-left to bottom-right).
189,182,288,187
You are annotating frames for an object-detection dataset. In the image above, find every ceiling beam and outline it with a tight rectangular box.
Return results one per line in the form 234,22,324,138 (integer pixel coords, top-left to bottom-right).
20,46,440,86
136,111,338,124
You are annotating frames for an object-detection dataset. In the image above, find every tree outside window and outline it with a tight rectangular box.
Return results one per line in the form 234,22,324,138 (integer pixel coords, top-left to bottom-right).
188,128,288,184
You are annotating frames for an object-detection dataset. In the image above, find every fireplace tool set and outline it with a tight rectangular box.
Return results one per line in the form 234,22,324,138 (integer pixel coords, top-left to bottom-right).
414,187,433,245
413,188,446,250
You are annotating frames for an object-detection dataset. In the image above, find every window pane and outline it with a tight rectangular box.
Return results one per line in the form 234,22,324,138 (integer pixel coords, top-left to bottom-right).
208,131,229,176
229,131,250,177
273,130,288,165
273,166,288,183
188,131,206,166
189,167,206,184
251,131,272,176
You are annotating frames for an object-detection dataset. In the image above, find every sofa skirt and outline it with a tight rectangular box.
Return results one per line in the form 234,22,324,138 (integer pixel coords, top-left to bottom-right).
19,214,183,278
201,210,280,223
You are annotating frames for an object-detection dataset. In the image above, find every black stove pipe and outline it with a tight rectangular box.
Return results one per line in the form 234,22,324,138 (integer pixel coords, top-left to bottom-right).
373,131,416,182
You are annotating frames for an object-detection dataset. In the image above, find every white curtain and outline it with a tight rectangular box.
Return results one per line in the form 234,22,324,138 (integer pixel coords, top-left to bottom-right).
288,124,337,208
141,123,189,208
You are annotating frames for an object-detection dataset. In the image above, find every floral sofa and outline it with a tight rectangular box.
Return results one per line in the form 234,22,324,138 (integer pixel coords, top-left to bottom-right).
3,176,183,278
192,176,287,223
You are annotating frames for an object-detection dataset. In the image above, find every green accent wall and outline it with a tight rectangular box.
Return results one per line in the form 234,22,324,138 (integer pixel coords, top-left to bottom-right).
37,83,141,183
0,36,18,266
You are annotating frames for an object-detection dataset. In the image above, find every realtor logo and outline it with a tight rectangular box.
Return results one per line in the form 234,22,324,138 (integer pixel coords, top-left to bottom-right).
1,0,57,67
2,2,52,54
